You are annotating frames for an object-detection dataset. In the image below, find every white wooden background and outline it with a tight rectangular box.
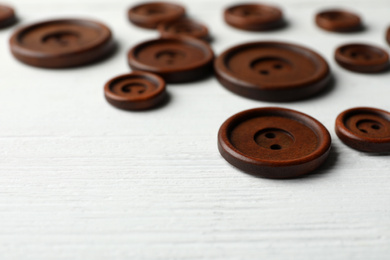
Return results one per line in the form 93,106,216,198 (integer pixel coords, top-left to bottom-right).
1,0,390,259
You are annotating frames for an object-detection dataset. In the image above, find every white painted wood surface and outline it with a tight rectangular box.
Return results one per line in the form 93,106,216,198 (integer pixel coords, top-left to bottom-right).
1,0,390,259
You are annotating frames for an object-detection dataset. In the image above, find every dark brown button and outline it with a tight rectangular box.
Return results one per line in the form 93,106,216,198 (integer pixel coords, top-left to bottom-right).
158,18,209,41
9,19,115,68
224,3,284,31
128,2,185,29
335,43,389,73
218,107,331,179
335,107,390,153
127,37,214,83
315,9,362,32
104,71,166,111
386,27,390,46
0,4,16,28
214,41,331,101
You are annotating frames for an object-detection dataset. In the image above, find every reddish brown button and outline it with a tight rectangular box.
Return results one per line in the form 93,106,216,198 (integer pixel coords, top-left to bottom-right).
128,2,185,29
104,71,166,111
158,18,209,41
0,4,16,28
335,43,389,73
214,41,331,101
218,107,331,179
315,9,362,32
127,37,214,83
335,107,390,153
9,19,115,68
224,3,284,31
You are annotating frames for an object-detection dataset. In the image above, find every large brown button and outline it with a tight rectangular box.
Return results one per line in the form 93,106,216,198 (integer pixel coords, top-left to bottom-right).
214,41,331,101
158,18,209,41
127,37,214,83
335,43,389,73
315,9,362,32
128,2,185,29
0,4,16,28
218,107,331,179
224,3,284,31
9,19,115,68
104,71,166,111
335,107,390,153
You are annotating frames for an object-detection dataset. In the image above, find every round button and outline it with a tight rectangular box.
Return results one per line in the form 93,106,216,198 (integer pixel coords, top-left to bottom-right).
315,9,362,32
214,41,331,101
104,71,166,111
0,4,16,28
218,107,331,179
158,18,209,41
335,107,390,153
224,3,284,31
127,37,214,83
9,19,115,68
335,43,389,73
128,2,185,29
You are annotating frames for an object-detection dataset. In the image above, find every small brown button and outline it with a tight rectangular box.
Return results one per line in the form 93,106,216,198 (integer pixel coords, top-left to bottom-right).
0,4,16,28
335,43,389,73
218,107,331,179
335,107,390,153
224,3,284,31
127,37,214,83
158,18,209,41
386,27,390,46
315,9,362,32
104,71,166,111
128,2,185,29
214,41,331,101
9,19,115,68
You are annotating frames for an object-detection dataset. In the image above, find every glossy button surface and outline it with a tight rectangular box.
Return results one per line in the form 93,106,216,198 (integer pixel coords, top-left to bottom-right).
9,19,115,68
158,18,209,41
224,3,284,31
0,4,16,28
315,9,362,32
104,71,166,111
335,43,389,73
214,41,330,101
335,107,390,153
218,107,331,179
128,37,214,83
128,2,185,29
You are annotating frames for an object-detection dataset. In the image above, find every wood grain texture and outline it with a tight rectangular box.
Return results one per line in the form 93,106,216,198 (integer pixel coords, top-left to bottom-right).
0,0,389,259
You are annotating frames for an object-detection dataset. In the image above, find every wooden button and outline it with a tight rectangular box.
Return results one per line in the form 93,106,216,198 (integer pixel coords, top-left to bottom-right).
9,19,115,68
127,37,214,83
104,71,166,111
335,43,389,73
218,107,331,179
214,41,331,101
335,107,390,153
128,2,185,29
0,4,16,28
224,3,284,31
158,18,209,41
315,9,362,32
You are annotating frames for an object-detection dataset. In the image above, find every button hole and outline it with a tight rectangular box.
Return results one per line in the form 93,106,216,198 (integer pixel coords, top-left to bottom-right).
371,124,380,130
265,133,275,139
270,144,281,150
359,129,367,133
122,86,131,93
350,52,358,58
274,64,283,69
259,70,269,75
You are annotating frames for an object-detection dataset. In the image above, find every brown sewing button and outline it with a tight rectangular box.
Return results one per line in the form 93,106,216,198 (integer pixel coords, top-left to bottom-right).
127,37,214,83
128,2,185,29
158,18,209,41
9,19,115,68
335,43,389,73
335,107,390,153
0,4,16,28
214,41,331,101
104,71,166,111
218,107,331,179
224,3,284,31
315,9,362,32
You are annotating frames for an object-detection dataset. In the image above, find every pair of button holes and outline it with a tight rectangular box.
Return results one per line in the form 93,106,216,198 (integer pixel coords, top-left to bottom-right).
259,64,283,75
359,124,381,133
264,132,282,150
121,84,146,94
350,52,371,60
